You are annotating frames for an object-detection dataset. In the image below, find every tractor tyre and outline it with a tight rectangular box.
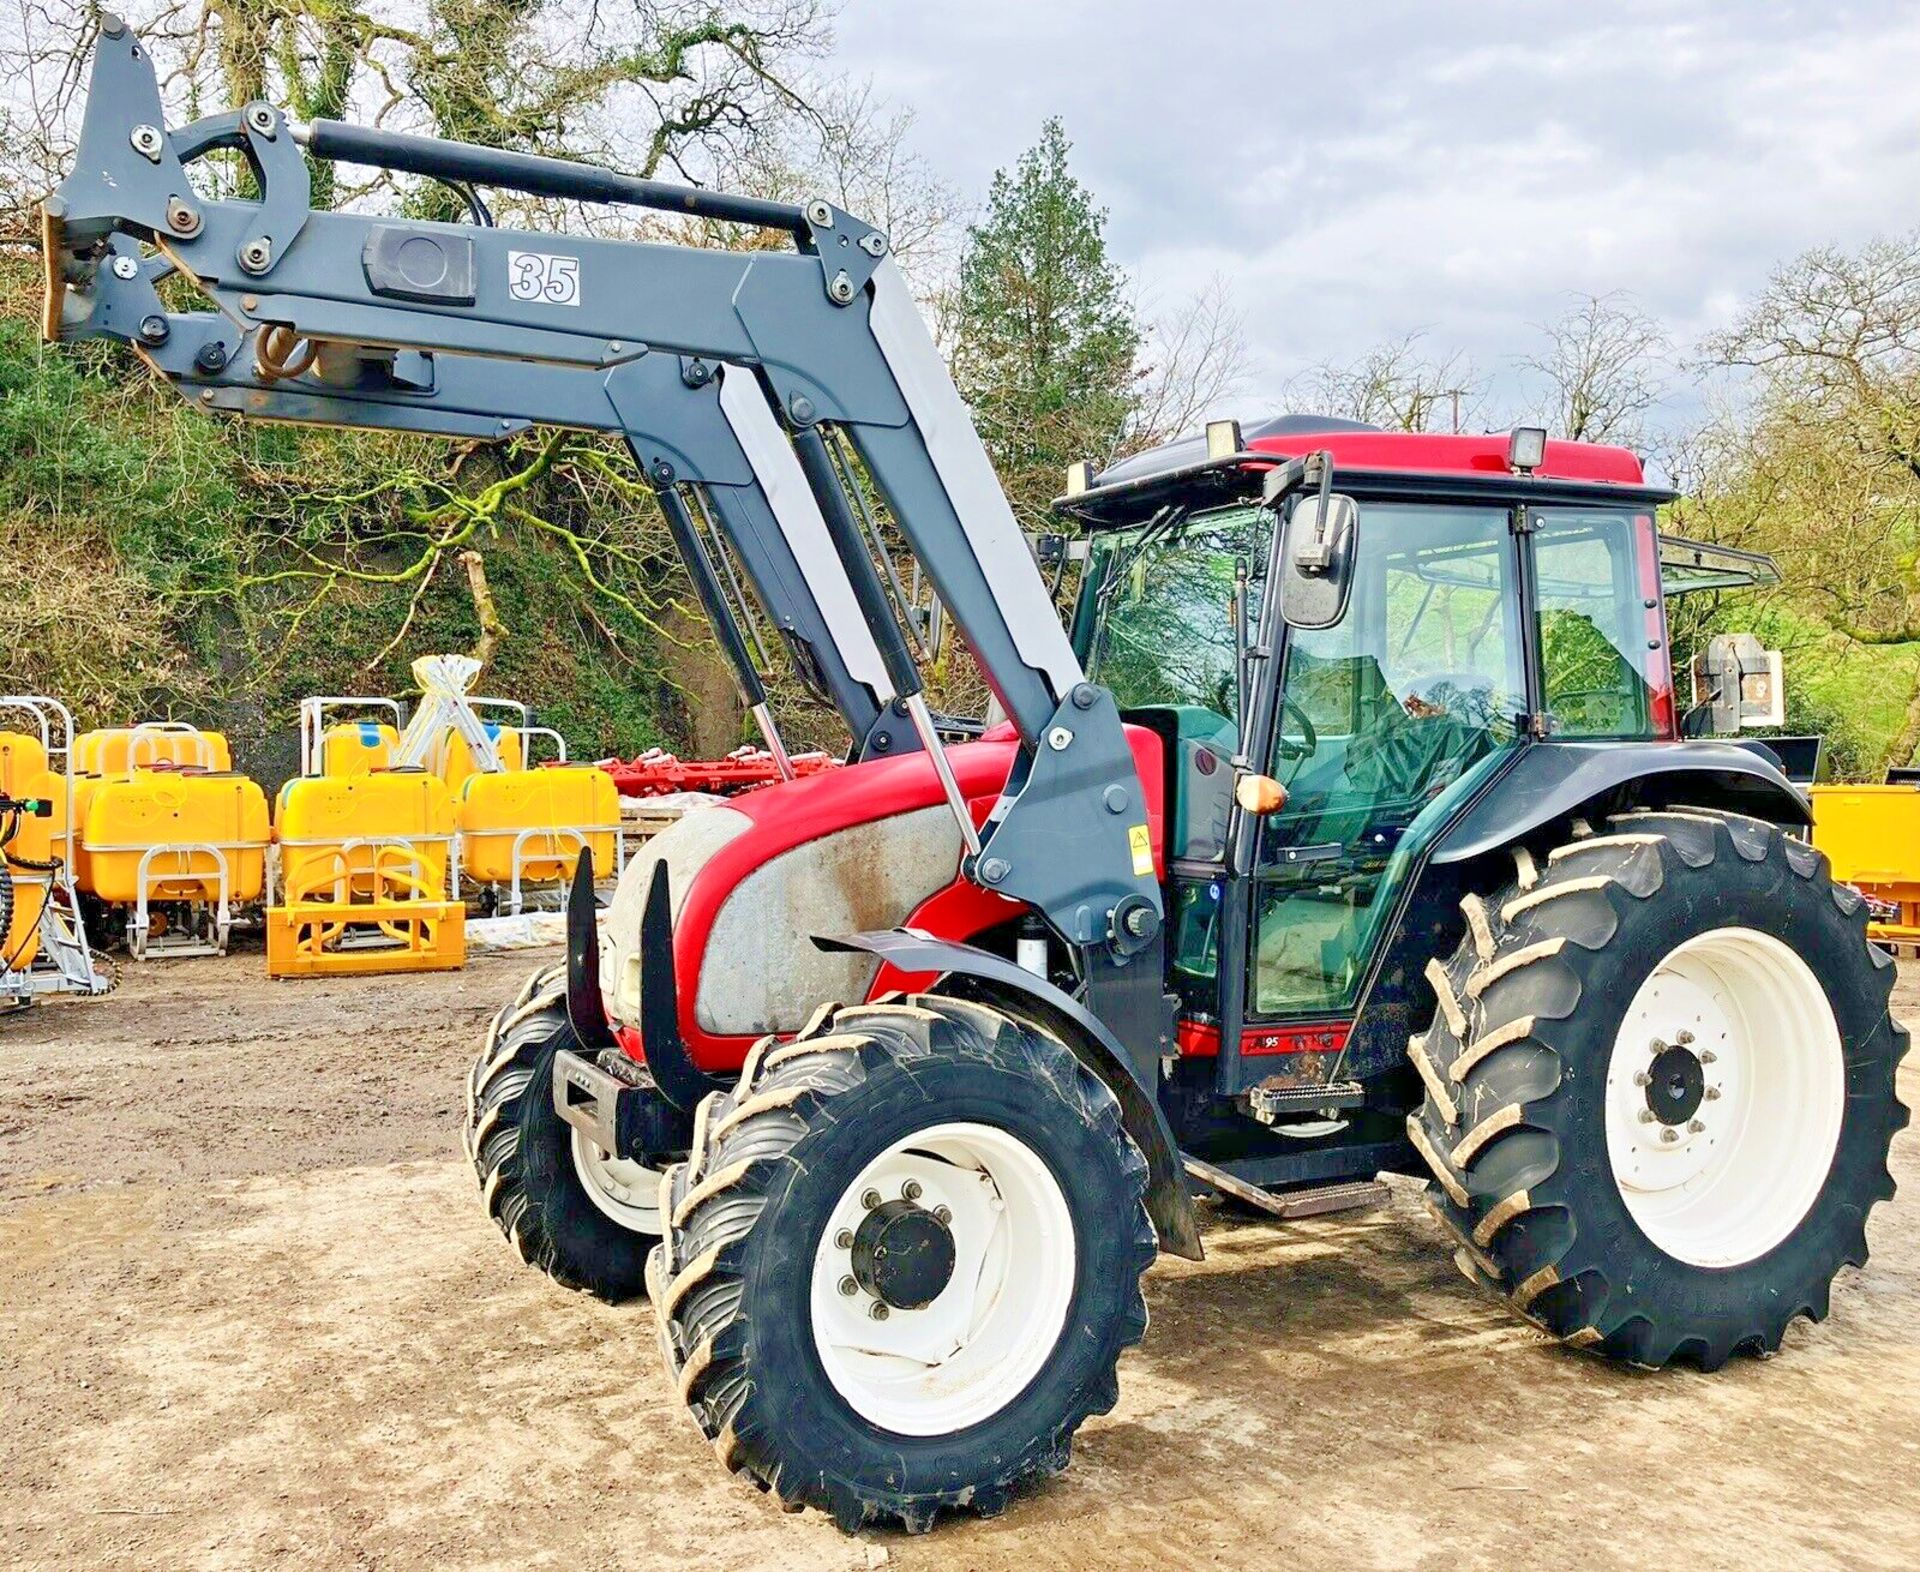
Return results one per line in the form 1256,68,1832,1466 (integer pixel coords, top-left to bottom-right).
465,963,660,1301
649,996,1156,1533
1409,807,1909,1367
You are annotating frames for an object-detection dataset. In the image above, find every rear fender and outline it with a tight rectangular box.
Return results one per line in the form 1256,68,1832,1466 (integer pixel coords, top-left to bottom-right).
1339,741,1813,1102
1431,740,1808,866
816,929,1203,1261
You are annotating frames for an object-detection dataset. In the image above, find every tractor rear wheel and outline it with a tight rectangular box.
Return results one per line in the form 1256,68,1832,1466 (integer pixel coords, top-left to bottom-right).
1410,807,1909,1367
465,963,661,1300
650,996,1156,1533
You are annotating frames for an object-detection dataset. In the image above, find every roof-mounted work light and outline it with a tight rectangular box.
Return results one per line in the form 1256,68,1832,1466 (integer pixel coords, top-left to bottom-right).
1508,426,1548,475
1205,419,1244,461
1064,459,1094,498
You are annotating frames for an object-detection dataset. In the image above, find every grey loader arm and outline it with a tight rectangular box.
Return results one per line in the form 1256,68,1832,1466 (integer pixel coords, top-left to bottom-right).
77,236,896,753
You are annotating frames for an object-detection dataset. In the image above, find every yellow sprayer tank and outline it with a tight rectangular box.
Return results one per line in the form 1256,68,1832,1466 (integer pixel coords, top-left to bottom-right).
458,764,618,885
0,731,64,969
75,724,232,775
440,723,524,791
80,771,269,903
1810,783,1920,945
276,770,454,897
319,721,400,777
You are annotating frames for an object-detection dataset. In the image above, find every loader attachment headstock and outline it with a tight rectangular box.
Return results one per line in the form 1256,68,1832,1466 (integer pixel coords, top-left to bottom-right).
44,18,1172,1061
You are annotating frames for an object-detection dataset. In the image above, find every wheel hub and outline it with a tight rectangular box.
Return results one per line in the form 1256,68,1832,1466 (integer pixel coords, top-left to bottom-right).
851,1199,957,1310
1644,1043,1706,1126
809,1122,1078,1436
1604,926,1845,1268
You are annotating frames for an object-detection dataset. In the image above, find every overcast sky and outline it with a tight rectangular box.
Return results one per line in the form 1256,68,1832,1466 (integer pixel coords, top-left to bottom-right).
834,0,1920,434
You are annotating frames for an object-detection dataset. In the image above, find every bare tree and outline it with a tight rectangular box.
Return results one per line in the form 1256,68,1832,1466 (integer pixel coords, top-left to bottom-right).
1,0,842,233
1519,290,1669,446
1124,276,1252,450
1289,331,1483,432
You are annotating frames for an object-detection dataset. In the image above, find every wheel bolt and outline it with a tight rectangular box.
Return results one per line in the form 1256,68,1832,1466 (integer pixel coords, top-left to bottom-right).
1659,1128,1679,1144
1676,1029,1695,1045
1699,1050,1717,1065
1633,1071,1651,1088
902,1179,922,1202
835,1229,854,1250
838,1275,858,1297
1649,1037,1667,1054
1704,1086,1721,1101
1638,1109,1658,1124
934,1205,952,1225
1688,1119,1706,1134
869,1302,890,1321
860,1188,881,1210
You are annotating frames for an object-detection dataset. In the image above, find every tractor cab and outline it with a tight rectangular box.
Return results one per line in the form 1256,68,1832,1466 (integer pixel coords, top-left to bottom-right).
1062,418,1691,1088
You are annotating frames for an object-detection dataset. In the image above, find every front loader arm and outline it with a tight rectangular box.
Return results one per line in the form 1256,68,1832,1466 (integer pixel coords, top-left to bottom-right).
77,236,902,756
44,19,1170,1065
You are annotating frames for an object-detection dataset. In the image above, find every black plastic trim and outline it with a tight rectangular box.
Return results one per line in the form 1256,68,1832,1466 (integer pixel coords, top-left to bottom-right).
564,854,618,1053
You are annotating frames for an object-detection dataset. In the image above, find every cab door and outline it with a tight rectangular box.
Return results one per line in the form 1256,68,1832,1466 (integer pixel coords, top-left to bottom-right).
1244,501,1527,1021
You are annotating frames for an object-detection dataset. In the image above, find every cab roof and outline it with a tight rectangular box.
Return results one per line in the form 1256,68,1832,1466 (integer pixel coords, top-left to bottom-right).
1057,412,1671,528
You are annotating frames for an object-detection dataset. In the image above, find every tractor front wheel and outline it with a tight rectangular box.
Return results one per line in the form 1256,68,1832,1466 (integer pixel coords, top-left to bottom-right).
650,996,1156,1533
465,964,662,1300
1410,807,1909,1367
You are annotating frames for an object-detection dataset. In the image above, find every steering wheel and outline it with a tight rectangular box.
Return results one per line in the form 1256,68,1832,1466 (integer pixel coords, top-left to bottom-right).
1275,697,1318,761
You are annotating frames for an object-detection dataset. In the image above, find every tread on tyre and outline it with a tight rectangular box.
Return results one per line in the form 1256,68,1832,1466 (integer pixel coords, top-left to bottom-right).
651,994,1157,1533
465,963,655,1301
1409,807,1909,1367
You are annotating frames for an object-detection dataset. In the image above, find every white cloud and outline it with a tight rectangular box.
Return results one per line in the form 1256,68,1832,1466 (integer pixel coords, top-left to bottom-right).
832,0,1920,436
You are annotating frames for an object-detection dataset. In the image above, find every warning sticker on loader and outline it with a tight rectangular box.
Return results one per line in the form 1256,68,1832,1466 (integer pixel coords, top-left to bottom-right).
1128,824,1153,877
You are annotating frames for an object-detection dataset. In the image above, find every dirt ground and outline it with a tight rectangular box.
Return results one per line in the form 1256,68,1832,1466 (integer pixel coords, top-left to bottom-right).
1,950,1916,1572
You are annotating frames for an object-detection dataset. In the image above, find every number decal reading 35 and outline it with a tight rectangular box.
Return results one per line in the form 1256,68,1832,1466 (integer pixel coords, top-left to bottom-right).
507,251,581,306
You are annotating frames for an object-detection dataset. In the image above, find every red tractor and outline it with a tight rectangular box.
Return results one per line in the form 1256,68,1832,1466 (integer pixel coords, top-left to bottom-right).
47,22,1908,1534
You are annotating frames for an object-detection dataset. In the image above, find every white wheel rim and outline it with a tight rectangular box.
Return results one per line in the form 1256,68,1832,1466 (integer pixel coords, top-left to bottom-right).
1605,926,1844,1268
569,1129,664,1235
808,1121,1076,1436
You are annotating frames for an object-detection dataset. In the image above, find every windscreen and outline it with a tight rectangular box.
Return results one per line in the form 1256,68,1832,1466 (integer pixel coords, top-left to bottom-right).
1079,505,1271,723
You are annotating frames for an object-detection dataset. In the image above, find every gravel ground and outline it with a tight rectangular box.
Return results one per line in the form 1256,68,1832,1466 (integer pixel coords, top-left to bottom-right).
1,949,1915,1571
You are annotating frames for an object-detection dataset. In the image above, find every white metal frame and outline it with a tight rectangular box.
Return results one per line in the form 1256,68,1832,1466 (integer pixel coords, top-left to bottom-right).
104,839,266,959
0,695,110,1004
126,721,217,773
459,822,625,916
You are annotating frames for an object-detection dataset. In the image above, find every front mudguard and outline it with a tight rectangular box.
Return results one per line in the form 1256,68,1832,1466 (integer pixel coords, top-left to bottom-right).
816,930,1203,1261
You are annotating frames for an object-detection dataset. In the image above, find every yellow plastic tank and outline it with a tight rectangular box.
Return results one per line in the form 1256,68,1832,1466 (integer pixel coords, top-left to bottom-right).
276,770,454,897
1811,784,1920,945
1812,785,1920,892
319,721,400,777
1,732,63,970
81,771,269,903
440,723,524,790
458,764,618,885
76,725,232,775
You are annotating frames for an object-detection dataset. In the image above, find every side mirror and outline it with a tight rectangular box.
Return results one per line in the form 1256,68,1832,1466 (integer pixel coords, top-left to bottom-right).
1280,493,1359,630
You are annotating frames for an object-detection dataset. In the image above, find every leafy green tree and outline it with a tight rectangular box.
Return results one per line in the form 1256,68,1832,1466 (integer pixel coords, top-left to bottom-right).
1695,231,1920,770
949,118,1142,523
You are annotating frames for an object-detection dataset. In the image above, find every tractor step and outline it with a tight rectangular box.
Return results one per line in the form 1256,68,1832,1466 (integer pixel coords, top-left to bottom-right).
1182,1155,1392,1221
1246,1079,1365,1123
